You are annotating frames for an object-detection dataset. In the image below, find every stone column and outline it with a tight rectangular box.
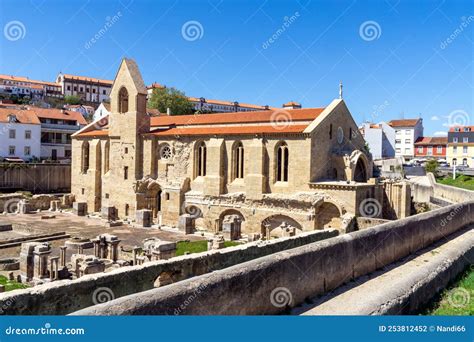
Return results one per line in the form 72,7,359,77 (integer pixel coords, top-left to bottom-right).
50,256,59,280
132,247,139,266
109,240,121,262
59,246,67,267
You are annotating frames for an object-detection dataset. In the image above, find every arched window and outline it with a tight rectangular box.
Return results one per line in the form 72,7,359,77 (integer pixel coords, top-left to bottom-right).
81,141,89,173
104,140,110,173
463,158,468,166
232,141,244,180
118,87,129,113
276,142,289,182
195,141,207,177
453,158,457,166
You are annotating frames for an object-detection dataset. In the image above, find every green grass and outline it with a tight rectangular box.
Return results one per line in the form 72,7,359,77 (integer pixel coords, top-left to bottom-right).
0,275,28,291
437,175,474,191
176,240,240,256
427,266,474,315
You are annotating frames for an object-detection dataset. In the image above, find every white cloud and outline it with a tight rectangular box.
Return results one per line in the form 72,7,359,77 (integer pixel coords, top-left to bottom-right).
430,115,440,121
433,131,448,137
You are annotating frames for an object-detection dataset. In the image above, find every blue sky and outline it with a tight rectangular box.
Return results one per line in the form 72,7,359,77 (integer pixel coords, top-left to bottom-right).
0,0,472,136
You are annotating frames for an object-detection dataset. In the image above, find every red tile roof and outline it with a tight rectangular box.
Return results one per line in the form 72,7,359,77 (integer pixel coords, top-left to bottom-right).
76,130,109,137
0,108,41,124
30,107,88,125
414,137,448,145
388,119,421,127
150,108,324,127
449,125,474,132
149,124,309,137
61,74,113,85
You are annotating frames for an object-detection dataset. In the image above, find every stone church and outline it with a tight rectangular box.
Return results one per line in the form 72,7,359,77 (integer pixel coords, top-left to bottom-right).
72,58,391,237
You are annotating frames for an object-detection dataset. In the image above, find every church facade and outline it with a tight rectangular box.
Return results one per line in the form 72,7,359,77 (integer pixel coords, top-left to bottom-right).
71,59,385,236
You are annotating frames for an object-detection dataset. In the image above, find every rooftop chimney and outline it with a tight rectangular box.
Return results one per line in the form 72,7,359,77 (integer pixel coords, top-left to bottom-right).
166,108,171,115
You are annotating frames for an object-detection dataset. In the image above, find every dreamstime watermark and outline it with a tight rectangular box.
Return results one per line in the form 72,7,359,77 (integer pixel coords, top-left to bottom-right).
359,198,382,218
370,100,390,121
181,20,204,41
262,11,300,49
440,16,474,49
270,287,293,308
446,109,471,128
84,12,123,49
174,283,208,315
359,20,382,41
270,109,293,130
438,204,463,228
5,323,84,336
181,200,205,219
3,198,20,214
447,287,470,308
92,287,115,305
3,20,26,41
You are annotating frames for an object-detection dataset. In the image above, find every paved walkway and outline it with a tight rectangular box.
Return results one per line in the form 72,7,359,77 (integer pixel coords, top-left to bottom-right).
292,226,474,315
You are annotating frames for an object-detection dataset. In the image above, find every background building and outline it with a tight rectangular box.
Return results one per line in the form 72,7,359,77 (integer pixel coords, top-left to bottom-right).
447,126,474,167
414,137,447,160
388,118,424,162
359,122,396,160
0,107,41,161
56,73,113,104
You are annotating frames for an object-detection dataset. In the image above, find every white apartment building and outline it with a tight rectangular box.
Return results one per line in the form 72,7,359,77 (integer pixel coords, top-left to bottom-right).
0,74,62,100
56,73,112,103
389,118,424,162
359,122,396,160
0,107,41,161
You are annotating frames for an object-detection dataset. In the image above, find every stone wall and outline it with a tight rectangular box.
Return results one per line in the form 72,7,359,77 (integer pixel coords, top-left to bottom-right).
410,173,474,204
0,193,62,213
73,202,474,315
0,229,337,315
0,164,70,193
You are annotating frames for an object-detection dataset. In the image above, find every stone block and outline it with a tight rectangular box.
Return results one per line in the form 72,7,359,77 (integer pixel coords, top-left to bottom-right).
136,209,152,227
222,215,242,240
0,222,12,232
18,200,32,214
178,214,195,234
101,206,117,221
73,202,87,216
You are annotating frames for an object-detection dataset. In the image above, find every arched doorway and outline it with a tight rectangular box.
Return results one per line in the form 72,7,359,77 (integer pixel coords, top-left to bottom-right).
315,202,342,230
218,209,245,232
354,157,368,182
260,214,302,239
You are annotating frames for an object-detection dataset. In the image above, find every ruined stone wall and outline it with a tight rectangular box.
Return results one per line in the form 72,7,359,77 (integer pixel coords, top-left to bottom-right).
0,229,337,315
73,202,474,315
0,163,70,193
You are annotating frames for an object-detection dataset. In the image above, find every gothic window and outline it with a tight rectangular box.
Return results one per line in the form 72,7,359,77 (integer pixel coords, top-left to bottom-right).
195,141,207,177
104,140,110,173
232,141,244,180
276,142,289,182
329,124,333,139
118,87,129,113
81,141,89,173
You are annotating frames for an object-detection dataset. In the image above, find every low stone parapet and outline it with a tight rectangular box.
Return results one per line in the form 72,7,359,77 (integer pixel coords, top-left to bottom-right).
0,229,338,315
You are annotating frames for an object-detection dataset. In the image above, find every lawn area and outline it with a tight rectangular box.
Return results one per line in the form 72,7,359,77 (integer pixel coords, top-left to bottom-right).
0,275,28,291
437,175,474,191
428,266,474,315
176,240,240,256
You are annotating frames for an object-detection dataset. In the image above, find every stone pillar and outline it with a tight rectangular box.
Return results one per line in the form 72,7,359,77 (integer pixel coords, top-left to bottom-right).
101,206,116,221
73,202,87,216
222,215,242,241
178,214,195,234
244,138,266,199
136,209,152,227
109,240,120,262
203,138,225,196
132,247,140,266
33,243,51,279
18,200,32,214
60,246,67,267
50,256,59,280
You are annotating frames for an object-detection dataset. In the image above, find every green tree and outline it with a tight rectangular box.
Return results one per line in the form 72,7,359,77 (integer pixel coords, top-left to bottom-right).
425,159,439,175
148,87,194,115
64,95,81,105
